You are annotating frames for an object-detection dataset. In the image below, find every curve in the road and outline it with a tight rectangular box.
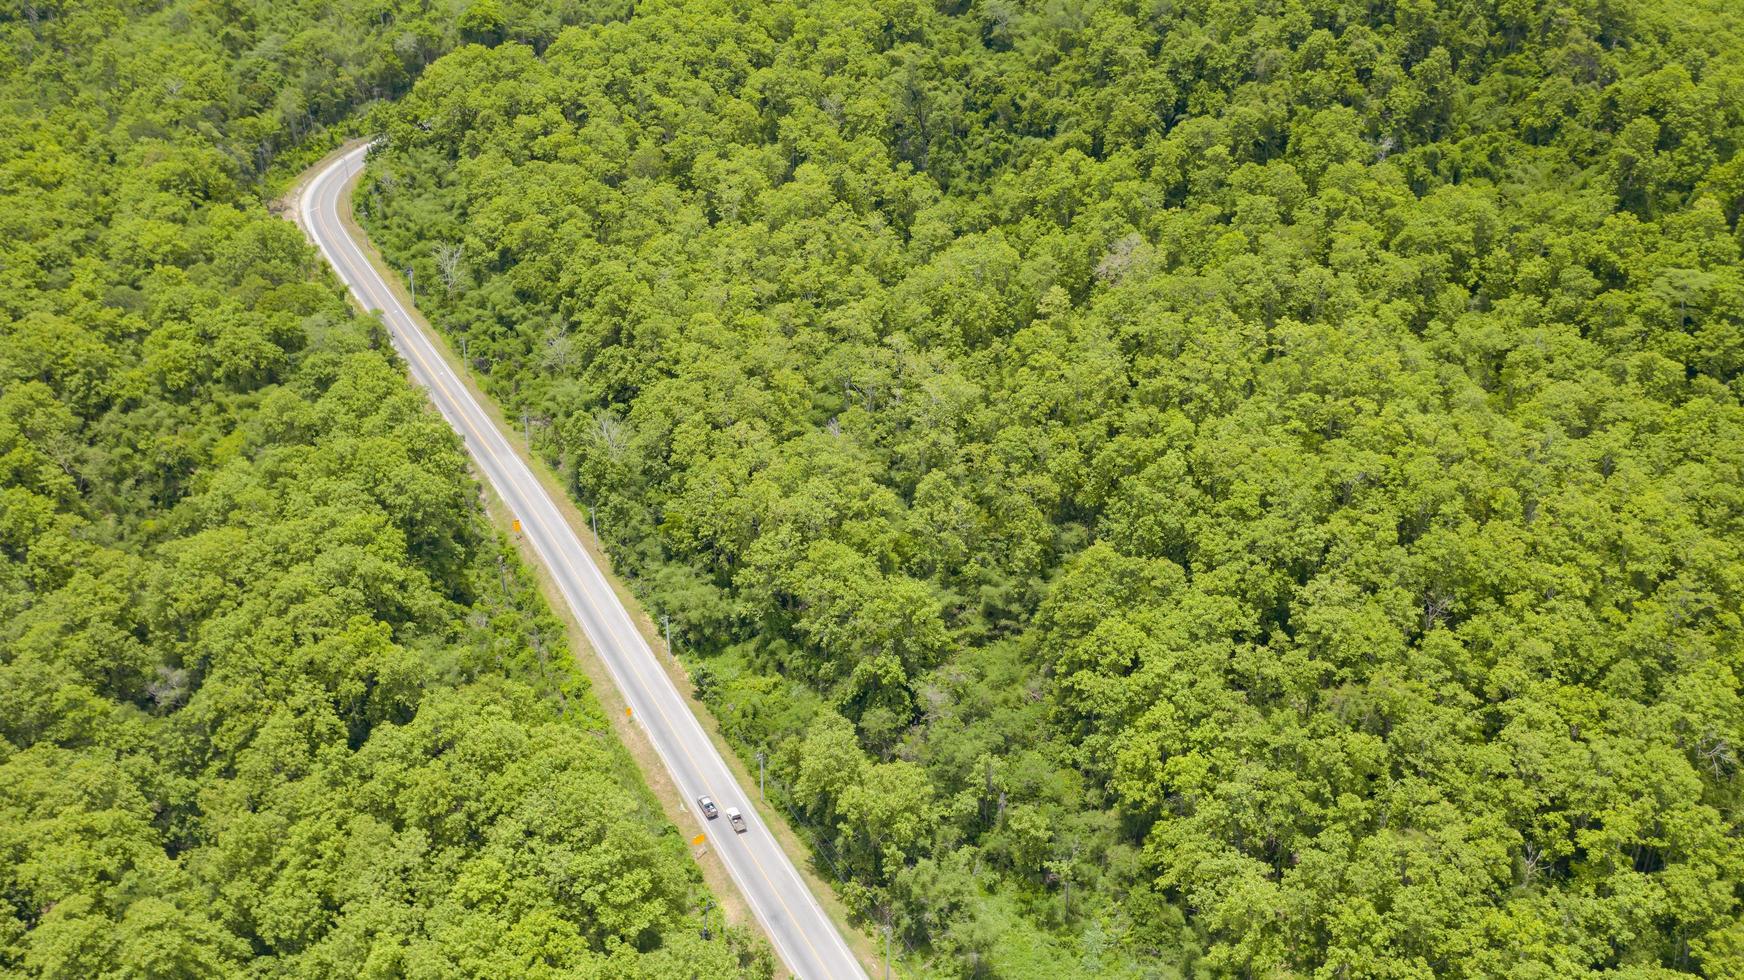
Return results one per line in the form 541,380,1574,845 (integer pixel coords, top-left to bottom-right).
297,143,868,980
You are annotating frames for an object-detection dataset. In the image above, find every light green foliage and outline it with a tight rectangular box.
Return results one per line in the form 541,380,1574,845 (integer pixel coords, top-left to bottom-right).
0,1,763,976
366,0,1744,974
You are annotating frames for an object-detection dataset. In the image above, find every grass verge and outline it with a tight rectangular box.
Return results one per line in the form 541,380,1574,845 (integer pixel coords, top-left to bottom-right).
285,143,888,978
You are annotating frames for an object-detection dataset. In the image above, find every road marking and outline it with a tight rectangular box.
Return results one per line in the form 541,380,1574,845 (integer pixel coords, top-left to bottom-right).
302,150,862,978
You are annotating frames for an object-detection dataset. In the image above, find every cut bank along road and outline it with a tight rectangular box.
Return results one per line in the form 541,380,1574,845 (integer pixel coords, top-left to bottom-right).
297,143,867,980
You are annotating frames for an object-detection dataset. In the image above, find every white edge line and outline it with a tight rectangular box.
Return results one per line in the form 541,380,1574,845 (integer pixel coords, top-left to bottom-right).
301,149,861,978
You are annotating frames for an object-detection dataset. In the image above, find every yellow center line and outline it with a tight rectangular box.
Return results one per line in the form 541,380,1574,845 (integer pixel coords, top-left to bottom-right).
312,153,845,976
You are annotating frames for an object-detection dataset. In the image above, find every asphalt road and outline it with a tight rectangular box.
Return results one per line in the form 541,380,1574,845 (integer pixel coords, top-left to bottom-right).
298,144,867,980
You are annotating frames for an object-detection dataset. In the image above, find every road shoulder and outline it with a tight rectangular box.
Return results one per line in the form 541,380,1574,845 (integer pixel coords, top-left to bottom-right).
287,147,885,977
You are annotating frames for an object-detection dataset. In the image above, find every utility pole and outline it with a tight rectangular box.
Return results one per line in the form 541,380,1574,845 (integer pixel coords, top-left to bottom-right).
701,899,713,941
757,751,766,802
884,922,892,979
590,502,598,538
406,267,414,304
662,614,671,655
460,337,467,361
522,410,530,447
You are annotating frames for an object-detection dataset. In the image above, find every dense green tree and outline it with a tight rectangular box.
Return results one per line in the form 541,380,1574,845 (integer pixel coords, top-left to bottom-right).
364,0,1744,974
0,0,761,976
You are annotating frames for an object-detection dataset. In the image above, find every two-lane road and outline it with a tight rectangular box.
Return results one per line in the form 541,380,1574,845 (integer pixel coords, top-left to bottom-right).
297,144,866,980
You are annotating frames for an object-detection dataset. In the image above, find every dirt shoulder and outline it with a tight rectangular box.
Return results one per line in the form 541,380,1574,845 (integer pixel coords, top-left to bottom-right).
285,147,886,977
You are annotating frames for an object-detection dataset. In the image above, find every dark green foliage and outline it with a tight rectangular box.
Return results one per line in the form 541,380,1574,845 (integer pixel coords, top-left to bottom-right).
0,1,763,976
366,0,1744,974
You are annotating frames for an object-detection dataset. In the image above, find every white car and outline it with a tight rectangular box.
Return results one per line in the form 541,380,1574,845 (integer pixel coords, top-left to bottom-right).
726,807,747,833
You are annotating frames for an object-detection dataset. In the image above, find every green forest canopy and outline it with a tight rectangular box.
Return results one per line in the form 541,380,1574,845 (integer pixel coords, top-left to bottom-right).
0,0,767,976
361,0,1744,975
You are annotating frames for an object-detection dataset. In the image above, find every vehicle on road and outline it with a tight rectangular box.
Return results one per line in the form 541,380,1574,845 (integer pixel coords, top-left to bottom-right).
727,807,747,833
698,796,719,819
